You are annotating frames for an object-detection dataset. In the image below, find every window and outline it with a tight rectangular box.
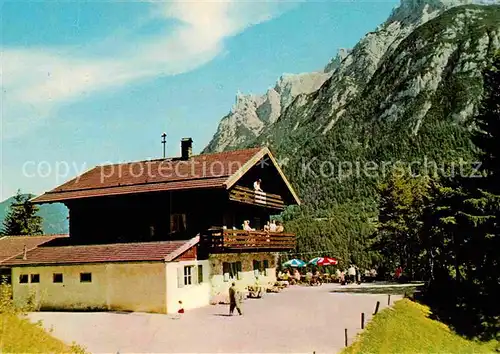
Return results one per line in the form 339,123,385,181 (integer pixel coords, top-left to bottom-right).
30,274,40,283
53,273,63,283
223,261,242,281
19,274,28,284
177,265,198,288
253,260,261,276
198,265,203,284
80,273,92,283
183,266,193,286
263,260,269,276
170,214,187,234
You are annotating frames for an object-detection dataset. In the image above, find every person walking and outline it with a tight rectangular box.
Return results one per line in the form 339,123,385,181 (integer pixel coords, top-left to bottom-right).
229,282,243,316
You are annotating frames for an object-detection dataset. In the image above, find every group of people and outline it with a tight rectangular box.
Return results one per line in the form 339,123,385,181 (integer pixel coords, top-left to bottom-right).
336,265,362,285
276,265,380,286
277,269,323,285
263,220,284,232
242,219,285,233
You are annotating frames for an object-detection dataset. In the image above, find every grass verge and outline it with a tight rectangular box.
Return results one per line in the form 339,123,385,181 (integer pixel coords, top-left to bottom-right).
342,299,498,354
0,283,86,353
0,313,85,353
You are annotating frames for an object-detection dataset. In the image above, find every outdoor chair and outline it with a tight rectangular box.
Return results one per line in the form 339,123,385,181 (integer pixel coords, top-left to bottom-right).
247,285,265,298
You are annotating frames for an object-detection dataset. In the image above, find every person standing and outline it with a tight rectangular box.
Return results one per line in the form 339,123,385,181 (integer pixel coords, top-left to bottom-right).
395,266,403,281
335,268,341,283
229,282,243,316
340,270,346,285
348,265,356,284
269,220,277,232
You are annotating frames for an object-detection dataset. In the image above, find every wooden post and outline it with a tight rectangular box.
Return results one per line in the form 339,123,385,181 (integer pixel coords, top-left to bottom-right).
344,328,348,347
374,301,380,315
361,313,365,329
388,294,391,305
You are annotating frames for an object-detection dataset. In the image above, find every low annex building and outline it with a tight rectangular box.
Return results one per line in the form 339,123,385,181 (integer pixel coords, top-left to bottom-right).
3,140,300,314
3,237,206,313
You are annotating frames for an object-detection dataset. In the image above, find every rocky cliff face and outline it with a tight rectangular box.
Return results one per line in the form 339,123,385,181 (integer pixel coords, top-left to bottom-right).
204,0,500,156
202,71,331,153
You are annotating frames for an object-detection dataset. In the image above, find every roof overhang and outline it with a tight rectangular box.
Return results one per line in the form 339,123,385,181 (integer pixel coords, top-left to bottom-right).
29,147,300,206
224,147,301,205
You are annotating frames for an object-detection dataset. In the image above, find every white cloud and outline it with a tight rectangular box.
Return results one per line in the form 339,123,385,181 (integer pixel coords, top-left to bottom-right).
0,0,292,140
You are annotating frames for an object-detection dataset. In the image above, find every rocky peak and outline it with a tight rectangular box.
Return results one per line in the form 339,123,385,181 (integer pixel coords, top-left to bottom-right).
275,72,332,108
203,72,331,153
324,48,351,73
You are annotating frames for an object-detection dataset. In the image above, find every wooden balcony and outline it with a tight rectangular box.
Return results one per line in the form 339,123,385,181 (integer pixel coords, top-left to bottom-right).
229,185,285,210
201,229,296,252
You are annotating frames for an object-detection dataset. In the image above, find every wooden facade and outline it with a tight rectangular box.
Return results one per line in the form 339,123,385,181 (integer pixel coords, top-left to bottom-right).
36,146,299,255
62,184,295,254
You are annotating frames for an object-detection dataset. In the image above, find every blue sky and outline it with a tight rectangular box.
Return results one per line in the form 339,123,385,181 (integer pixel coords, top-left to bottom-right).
1,0,400,201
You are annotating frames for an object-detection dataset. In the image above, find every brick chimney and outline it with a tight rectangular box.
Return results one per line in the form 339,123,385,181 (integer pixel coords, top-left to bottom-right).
181,138,193,160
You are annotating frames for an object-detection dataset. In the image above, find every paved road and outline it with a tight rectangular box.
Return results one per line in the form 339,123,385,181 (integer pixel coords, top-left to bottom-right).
29,283,402,353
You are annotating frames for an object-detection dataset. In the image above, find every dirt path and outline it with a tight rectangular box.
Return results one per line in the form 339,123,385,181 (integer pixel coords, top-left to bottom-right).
29,283,403,353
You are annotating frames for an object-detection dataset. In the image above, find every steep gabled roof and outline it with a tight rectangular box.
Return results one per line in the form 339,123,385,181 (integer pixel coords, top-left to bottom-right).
31,147,300,205
0,235,68,265
2,237,199,266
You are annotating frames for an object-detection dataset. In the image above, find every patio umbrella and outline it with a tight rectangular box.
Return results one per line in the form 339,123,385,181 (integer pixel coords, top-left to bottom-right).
282,259,306,267
308,257,338,266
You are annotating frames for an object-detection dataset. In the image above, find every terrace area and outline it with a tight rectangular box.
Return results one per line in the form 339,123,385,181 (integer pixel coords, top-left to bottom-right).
201,228,296,252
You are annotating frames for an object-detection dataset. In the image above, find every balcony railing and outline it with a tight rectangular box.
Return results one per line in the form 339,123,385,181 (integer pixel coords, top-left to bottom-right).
201,228,296,252
229,185,285,210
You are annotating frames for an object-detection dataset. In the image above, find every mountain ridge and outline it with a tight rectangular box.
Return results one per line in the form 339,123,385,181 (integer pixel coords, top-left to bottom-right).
205,0,500,155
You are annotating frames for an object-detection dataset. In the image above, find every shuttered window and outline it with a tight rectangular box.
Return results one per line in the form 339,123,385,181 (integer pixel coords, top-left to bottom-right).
223,262,230,282
184,266,193,285
177,267,184,288
223,261,242,281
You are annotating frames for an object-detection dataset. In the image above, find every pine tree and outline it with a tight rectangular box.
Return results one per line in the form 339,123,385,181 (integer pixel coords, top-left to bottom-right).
422,53,500,339
459,53,500,338
374,169,429,280
1,190,43,236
